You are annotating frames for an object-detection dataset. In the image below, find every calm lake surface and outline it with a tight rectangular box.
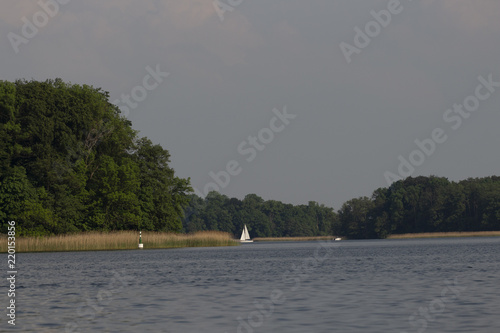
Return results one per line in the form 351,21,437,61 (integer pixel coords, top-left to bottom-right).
4,237,500,332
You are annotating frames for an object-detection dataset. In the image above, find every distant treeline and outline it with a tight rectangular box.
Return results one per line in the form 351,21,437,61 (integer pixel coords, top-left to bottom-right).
183,192,339,237
340,176,500,238
0,79,191,236
1,79,499,238
183,176,500,239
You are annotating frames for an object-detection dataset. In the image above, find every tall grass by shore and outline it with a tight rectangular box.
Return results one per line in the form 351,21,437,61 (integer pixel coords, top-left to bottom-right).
387,231,500,239
1,231,238,253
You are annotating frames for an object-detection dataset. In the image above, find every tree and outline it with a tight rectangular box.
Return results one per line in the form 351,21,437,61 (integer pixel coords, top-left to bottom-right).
338,197,375,239
0,79,191,235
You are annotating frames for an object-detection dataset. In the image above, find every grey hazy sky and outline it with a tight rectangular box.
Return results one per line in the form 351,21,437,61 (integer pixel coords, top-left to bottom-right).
1,0,499,209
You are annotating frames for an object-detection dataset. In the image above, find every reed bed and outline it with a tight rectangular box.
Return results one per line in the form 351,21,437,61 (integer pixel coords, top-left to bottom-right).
1,231,238,253
387,231,500,239
253,236,340,242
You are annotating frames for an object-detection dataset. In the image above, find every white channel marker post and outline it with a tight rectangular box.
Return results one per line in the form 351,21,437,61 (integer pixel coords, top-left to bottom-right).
138,230,143,249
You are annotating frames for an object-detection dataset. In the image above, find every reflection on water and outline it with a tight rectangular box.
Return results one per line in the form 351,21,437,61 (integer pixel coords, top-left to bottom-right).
3,237,500,332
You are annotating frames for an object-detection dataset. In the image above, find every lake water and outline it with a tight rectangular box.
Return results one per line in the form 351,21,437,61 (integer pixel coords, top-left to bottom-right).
3,237,500,332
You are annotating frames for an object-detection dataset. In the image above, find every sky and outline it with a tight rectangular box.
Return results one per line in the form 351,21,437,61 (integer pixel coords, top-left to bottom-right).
1,0,499,209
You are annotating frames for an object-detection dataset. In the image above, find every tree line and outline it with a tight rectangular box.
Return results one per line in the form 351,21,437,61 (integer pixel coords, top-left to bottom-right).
0,79,190,236
1,79,499,238
339,175,500,238
183,192,339,237
183,176,500,239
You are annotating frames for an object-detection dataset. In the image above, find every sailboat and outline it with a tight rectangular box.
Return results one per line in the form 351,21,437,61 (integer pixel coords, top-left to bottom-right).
239,224,253,243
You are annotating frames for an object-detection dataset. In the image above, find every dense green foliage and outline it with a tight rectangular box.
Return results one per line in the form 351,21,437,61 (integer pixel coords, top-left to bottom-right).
344,175,500,239
0,79,191,236
183,192,339,238
184,176,500,239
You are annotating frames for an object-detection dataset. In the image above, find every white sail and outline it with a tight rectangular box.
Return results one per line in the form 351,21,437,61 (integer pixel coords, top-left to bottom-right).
240,224,252,242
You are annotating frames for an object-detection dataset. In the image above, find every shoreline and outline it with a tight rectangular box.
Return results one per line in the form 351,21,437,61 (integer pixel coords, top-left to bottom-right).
255,231,500,242
5,230,500,253
387,231,500,239
253,236,341,242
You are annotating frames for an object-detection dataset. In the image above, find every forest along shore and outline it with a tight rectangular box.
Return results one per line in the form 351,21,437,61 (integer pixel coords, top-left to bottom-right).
0,231,238,253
